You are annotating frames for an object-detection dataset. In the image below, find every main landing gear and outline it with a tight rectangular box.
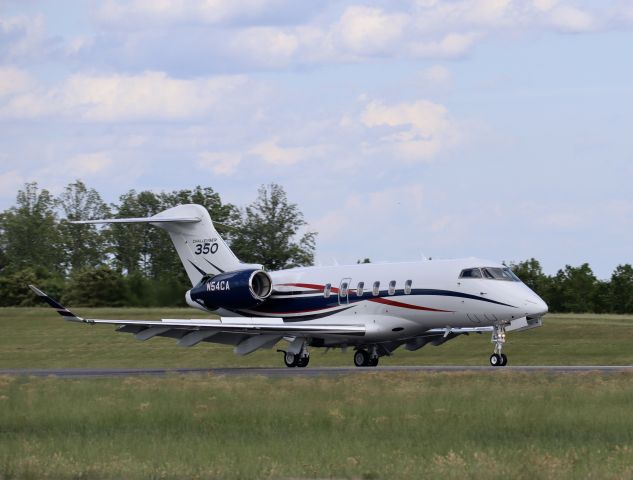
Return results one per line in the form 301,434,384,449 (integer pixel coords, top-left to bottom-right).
278,346,310,368
353,346,379,367
489,325,508,367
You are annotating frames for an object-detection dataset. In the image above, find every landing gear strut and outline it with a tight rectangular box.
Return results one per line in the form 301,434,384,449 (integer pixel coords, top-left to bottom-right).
489,325,508,367
353,346,379,367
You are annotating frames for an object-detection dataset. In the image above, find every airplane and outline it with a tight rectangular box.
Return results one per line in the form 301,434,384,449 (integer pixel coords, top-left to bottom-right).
31,203,548,368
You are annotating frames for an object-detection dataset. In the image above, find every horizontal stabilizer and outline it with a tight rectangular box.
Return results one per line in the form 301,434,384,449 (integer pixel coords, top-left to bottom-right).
72,216,200,224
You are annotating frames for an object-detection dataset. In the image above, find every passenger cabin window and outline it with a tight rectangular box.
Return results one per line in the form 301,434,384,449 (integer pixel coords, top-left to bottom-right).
388,280,396,295
372,281,380,296
340,282,349,298
324,283,332,298
357,281,364,296
459,268,482,279
404,279,412,295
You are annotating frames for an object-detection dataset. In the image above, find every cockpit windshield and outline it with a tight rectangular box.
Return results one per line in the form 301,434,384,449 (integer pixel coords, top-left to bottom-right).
459,267,521,282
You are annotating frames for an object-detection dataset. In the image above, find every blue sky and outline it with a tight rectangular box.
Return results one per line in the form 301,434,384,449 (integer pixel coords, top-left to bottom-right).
1,0,632,278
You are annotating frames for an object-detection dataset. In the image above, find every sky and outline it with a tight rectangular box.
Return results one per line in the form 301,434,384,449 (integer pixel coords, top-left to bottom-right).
1,0,632,279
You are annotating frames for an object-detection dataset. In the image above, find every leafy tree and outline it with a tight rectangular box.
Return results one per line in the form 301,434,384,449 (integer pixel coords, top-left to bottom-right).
610,264,633,313
108,190,162,275
554,263,598,313
231,184,317,270
0,267,65,307
63,265,127,307
592,280,611,314
0,182,63,274
57,180,110,272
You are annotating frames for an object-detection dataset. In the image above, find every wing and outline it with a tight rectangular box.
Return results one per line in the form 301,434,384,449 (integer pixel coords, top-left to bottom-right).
29,286,365,354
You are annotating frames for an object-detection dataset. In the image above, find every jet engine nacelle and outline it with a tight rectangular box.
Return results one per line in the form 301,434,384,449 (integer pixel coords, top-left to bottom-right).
186,269,273,311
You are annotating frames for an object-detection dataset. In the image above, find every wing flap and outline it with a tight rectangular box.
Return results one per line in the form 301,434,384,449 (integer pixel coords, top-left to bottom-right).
87,317,365,335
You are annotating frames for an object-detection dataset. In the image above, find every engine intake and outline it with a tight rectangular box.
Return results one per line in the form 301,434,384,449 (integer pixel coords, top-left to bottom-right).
186,269,273,311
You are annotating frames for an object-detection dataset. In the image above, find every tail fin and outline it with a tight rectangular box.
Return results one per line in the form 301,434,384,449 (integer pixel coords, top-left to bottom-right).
74,204,249,285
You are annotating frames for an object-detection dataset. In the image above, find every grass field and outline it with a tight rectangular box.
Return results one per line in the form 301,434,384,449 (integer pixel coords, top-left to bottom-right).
2,372,633,479
1,308,633,368
2,308,633,479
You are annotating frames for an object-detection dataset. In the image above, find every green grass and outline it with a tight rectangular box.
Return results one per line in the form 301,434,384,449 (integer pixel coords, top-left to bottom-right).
2,308,633,368
2,309,633,478
1,372,633,479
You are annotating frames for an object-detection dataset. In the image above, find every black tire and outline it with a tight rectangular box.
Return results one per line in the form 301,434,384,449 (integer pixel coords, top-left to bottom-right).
297,356,310,368
354,349,369,367
369,357,379,367
500,353,508,366
284,352,298,368
489,353,501,367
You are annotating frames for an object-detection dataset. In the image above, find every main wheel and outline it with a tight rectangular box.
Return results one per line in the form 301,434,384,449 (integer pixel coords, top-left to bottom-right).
284,352,298,368
296,356,310,368
500,353,508,366
489,353,501,367
354,349,369,367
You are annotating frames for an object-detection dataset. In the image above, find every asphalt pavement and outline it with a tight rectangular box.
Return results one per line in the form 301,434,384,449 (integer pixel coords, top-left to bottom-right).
1,365,632,378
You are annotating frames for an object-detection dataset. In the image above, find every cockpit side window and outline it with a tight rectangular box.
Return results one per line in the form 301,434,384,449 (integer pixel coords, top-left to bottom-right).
459,268,482,279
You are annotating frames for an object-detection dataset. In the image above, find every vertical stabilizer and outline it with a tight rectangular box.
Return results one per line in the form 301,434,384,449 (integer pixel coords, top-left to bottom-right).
73,204,247,285
151,204,241,283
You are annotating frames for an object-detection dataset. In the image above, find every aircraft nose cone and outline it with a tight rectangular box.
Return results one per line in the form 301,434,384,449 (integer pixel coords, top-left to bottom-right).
526,295,548,317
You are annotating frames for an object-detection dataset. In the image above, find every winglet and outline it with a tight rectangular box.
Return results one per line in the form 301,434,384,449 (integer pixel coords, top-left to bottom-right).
29,285,85,323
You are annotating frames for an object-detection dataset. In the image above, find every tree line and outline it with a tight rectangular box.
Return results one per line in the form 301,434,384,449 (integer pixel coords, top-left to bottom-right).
0,181,315,307
1,181,632,312
510,259,633,314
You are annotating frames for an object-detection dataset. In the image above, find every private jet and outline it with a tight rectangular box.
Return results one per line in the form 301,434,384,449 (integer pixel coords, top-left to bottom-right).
31,204,548,367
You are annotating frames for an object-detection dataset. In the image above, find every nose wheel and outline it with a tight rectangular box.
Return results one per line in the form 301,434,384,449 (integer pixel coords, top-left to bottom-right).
490,325,508,367
489,353,508,366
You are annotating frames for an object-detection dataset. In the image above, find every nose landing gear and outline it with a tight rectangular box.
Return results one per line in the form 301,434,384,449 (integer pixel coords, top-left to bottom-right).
490,325,508,367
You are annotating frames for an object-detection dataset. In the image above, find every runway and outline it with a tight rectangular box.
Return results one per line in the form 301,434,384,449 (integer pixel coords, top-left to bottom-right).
2,365,633,378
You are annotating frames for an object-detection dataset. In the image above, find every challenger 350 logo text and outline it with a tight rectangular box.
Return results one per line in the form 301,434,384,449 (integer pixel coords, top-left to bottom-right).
193,238,219,255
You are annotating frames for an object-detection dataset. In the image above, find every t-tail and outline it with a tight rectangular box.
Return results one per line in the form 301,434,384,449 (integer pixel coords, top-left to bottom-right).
74,204,253,286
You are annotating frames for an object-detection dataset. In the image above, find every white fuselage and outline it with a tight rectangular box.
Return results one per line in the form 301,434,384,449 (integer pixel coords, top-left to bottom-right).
214,257,548,346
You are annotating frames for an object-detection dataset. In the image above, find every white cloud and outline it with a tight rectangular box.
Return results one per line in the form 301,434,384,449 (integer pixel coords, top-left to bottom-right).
198,152,242,176
249,138,322,166
0,66,33,97
0,71,248,121
334,6,409,56
547,5,596,32
96,0,299,28
0,14,58,62
419,65,452,87
360,99,456,161
64,152,113,176
409,32,483,58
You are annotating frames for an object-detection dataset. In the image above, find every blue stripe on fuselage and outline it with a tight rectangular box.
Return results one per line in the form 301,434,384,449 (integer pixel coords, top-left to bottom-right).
244,287,516,317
